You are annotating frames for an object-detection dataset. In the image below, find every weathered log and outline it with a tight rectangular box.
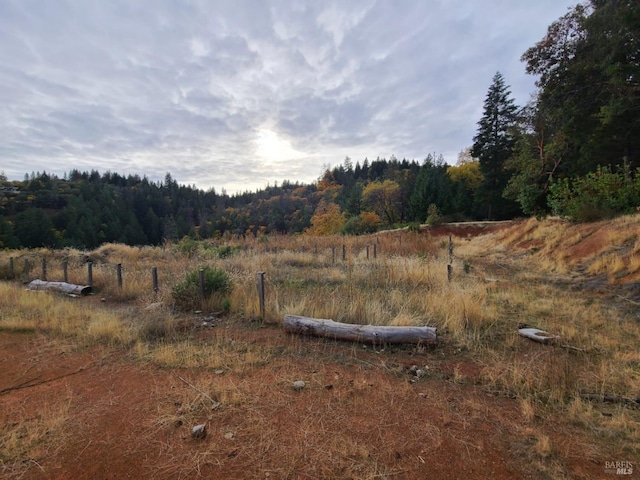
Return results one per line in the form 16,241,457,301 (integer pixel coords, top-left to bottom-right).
28,279,92,296
283,315,437,345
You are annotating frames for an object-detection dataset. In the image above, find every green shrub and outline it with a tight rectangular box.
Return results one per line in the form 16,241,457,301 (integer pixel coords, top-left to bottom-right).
173,237,199,257
215,245,242,258
426,204,441,225
172,266,232,311
549,163,640,222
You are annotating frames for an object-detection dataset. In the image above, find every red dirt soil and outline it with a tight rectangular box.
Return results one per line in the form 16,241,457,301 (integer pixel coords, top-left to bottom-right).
0,322,617,480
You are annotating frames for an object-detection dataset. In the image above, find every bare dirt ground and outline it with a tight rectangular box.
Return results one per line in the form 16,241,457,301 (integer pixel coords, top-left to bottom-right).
1,327,615,480
1,221,635,479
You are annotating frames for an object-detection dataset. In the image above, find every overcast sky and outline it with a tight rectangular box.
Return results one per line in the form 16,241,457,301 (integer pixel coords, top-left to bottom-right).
0,0,577,194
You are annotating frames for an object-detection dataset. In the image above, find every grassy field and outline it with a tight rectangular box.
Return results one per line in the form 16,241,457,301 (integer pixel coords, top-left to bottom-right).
0,216,639,479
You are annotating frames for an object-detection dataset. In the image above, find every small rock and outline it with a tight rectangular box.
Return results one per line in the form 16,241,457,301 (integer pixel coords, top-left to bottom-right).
292,380,306,391
324,384,334,390
416,369,426,378
191,423,207,439
214,369,224,375
100,297,106,302
224,431,235,440
144,302,164,311
408,365,418,374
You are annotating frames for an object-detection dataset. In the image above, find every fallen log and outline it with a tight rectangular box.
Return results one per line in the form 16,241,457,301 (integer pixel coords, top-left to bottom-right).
28,279,92,296
283,315,437,345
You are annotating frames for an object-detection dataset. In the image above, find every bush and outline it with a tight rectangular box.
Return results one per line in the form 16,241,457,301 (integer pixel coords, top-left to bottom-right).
214,245,242,258
172,266,232,312
549,164,640,222
426,204,442,225
342,211,381,235
173,237,199,257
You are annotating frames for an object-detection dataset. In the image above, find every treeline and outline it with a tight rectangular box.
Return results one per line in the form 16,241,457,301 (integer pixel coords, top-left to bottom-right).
1,0,639,249
479,1,640,220
0,170,320,249
0,155,480,249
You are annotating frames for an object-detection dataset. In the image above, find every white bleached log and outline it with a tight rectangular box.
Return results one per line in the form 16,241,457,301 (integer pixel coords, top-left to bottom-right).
27,279,92,296
283,315,437,345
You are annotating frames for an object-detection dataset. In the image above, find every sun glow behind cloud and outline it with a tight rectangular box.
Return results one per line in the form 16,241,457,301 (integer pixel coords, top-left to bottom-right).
0,0,578,193
255,128,307,164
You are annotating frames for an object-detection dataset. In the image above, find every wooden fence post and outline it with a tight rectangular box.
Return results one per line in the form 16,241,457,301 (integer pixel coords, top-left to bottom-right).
87,262,93,288
9,257,14,279
152,267,159,295
116,263,123,289
373,244,377,259
448,235,454,282
199,268,205,302
41,258,47,281
366,245,370,260
342,244,346,261
24,259,30,281
257,271,265,321
62,259,68,283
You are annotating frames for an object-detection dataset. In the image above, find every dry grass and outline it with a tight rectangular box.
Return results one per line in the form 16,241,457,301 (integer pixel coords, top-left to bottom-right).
0,283,137,346
1,216,640,471
0,394,72,476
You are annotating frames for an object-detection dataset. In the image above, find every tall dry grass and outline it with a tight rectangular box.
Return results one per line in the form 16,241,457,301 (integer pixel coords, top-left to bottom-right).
1,217,640,457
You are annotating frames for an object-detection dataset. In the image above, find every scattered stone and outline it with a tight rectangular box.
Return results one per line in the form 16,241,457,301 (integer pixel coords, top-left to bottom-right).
191,423,207,439
100,297,106,302
418,393,427,398
416,369,426,378
224,431,235,440
292,380,306,391
214,369,224,375
408,365,418,374
144,302,165,311
324,384,334,390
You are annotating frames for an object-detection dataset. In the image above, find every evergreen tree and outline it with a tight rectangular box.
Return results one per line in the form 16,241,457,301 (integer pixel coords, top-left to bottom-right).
409,154,454,222
472,72,521,219
14,208,57,248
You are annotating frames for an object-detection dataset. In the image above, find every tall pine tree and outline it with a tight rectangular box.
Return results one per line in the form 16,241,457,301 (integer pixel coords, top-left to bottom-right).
472,72,521,219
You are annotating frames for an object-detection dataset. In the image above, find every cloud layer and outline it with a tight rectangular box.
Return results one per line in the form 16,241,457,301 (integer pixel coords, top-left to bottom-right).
0,0,575,193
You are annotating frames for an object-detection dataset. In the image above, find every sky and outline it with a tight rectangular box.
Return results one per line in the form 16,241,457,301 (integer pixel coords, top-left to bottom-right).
0,0,577,194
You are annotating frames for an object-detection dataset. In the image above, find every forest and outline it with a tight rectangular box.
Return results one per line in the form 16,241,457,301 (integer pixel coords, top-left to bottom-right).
1,0,639,249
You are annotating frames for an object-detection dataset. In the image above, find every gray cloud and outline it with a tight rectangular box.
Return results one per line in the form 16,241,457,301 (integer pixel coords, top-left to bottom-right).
0,0,575,192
